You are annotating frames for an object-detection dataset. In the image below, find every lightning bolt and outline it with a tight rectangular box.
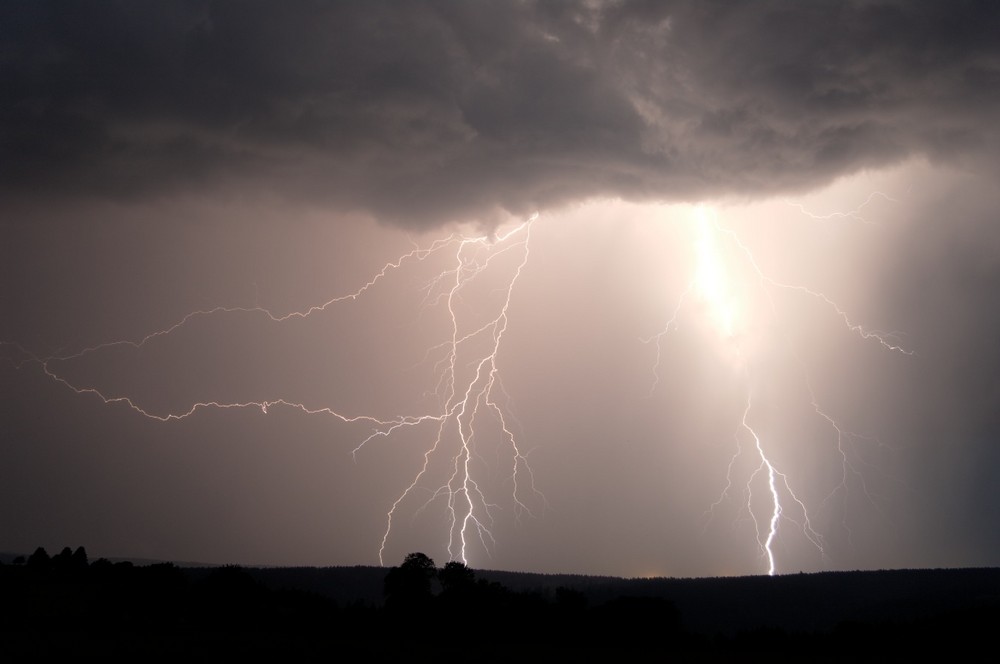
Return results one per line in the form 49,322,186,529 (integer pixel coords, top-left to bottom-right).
2,214,544,567
649,203,909,575
785,190,899,225
2,190,909,576
372,216,544,564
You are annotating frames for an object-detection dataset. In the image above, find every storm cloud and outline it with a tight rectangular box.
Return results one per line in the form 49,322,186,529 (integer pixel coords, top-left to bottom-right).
4,1,1000,576
4,0,999,226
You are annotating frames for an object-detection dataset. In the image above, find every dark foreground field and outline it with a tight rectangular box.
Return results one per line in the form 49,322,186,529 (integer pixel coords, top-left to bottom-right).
2,548,997,661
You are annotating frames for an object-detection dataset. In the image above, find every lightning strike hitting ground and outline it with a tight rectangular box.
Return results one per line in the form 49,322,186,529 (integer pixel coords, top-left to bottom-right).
2,215,544,567
3,195,909,576
647,204,910,575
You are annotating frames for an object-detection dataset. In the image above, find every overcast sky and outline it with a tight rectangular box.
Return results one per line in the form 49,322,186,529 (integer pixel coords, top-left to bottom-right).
3,0,1000,577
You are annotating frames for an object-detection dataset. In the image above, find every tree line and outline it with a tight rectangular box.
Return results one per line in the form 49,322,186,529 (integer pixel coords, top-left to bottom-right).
4,546,994,659
0,546,682,657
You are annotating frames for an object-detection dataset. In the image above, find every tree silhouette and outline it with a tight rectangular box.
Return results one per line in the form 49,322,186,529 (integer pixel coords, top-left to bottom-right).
71,546,88,570
27,546,50,570
439,560,476,596
51,546,74,571
383,552,437,610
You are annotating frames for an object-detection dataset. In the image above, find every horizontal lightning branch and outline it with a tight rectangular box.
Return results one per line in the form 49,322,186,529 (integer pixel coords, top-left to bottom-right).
2,214,544,568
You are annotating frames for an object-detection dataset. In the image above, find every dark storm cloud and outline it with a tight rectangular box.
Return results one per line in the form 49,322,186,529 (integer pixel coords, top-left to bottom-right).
3,0,999,225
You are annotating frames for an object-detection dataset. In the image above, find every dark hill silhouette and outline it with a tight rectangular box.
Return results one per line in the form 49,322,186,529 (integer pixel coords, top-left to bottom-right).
3,547,997,659
240,563,1000,634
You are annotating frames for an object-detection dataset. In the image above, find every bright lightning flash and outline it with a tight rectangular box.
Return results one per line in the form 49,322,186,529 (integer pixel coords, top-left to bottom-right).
3,192,909,576
646,205,909,576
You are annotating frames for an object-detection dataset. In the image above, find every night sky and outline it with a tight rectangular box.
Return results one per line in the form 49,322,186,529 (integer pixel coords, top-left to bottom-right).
4,1,1000,578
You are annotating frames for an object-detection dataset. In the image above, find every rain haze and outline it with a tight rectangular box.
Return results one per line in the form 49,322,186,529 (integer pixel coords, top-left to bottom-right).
3,1,1000,578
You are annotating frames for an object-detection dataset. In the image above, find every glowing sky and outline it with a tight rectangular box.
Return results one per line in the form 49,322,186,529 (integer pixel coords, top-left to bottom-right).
3,1,1000,577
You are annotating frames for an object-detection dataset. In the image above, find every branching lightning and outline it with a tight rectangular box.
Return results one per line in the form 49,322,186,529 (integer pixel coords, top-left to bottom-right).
647,204,909,575
2,214,544,567
4,189,910,576
785,190,899,225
